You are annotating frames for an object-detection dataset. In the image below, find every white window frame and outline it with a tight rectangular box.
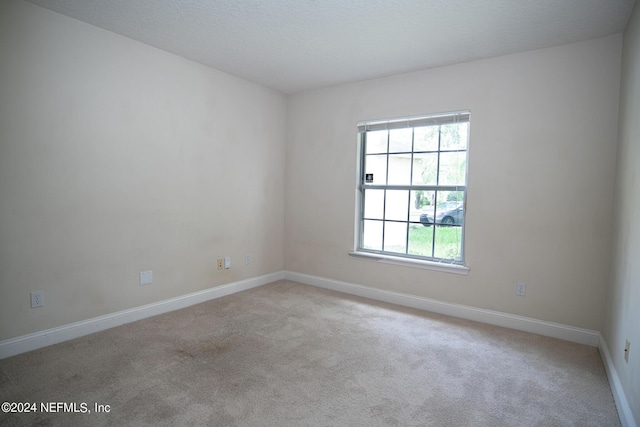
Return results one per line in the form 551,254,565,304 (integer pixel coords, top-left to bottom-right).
352,110,470,273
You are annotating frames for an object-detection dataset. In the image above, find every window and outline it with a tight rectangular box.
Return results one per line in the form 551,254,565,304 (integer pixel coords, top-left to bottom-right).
356,110,470,265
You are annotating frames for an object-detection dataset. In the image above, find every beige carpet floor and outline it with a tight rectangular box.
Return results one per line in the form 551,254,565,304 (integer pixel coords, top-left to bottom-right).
0,280,620,426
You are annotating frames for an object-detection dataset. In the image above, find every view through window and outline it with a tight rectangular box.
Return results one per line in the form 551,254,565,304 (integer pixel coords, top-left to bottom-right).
357,111,470,264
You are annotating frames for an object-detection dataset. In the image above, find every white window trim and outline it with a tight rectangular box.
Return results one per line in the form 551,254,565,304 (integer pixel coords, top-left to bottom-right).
348,251,470,275
354,110,470,269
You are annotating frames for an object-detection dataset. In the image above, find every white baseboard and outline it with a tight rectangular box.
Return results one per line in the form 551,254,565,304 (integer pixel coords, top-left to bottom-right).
284,271,600,347
0,271,284,360
3,269,632,426
1,270,600,357
598,335,638,427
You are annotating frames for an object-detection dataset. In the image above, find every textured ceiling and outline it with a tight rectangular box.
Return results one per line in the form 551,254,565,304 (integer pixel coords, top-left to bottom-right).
26,0,636,94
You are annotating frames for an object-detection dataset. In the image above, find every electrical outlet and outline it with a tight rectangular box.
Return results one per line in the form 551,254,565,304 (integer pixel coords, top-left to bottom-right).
139,270,153,286
224,256,231,269
245,254,251,265
30,291,44,308
217,259,224,270
515,282,526,297
625,340,630,363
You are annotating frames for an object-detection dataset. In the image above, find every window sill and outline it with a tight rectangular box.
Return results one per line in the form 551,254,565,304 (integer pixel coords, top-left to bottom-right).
349,251,469,275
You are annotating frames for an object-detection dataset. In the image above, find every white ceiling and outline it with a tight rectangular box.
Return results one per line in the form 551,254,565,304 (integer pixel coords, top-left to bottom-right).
26,0,636,94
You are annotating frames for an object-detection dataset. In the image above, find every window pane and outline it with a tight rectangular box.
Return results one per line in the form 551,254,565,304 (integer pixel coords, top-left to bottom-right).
389,128,413,153
365,154,387,185
440,122,468,150
414,126,439,152
414,190,436,224
365,130,388,154
364,189,385,220
383,221,407,254
438,151,466,185
408,223,434,257
412,153,438,185
362,220,383,250
410,190,431,223
434,193,464,225
433,225,462,260
385,190,409,221
387,154,411,185
413,190,436,210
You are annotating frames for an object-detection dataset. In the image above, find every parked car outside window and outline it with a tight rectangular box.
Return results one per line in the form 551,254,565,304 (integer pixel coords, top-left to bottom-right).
419,202,464,226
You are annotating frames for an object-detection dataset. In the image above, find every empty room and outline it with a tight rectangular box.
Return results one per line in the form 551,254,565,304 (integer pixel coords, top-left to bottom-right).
1,0,639,425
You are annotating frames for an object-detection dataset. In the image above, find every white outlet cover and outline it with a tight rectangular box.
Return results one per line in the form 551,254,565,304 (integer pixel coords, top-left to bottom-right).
224,257,231,269
31,291,44,308
516,282,527,296
139,270,153,286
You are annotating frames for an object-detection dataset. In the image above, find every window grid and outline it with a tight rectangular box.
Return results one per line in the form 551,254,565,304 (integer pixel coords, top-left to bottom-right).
358,112,469,264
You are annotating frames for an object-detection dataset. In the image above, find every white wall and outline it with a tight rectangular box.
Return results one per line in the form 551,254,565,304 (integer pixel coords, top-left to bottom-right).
0,0,628,351
604,0,640,422
0,0,287,341
286,35,622,331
